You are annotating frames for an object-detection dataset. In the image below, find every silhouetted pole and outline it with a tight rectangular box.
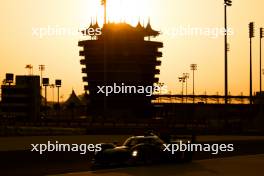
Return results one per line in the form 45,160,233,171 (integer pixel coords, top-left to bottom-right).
263,69,264,91
45,86,47,108
55,79,62,107
42,78,49,115
183,73,189,103
178,77,185,103
50,84,55,107
39,65,45,87
25,64,33,75
39,65,45,101
101,0,107,24
260,28,263,93
224,0,232,104
55,80,61,119
57,87,59,104
158,82,164,103
101,0,108,114
190,64,197,103
249,22,255,104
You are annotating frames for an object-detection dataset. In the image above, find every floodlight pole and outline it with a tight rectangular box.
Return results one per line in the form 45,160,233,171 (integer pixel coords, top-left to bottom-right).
224,0,232,104
101,0,107,24
224,3,228,104
39,65,45,86
260,28,263,93
190,64,197,103
250,37,253,104
39,65,45,101
179,77,185,103
50,84,55,106
55,79,62,108
42,78,49,116
57,87,60,105
249,22,255,104
183,73,189,103
104,1,106,24
44,85,47,108
262,69,264,87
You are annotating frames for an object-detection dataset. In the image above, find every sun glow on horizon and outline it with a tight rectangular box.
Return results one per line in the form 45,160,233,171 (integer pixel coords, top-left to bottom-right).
107,0,152,26
85,0,152,27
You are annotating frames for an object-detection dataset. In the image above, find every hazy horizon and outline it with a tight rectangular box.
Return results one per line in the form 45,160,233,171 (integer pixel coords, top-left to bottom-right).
1,0,264,100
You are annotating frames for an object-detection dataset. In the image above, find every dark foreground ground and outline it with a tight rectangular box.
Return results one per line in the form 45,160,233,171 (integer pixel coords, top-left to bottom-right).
51,154,264,176
1,136,264,176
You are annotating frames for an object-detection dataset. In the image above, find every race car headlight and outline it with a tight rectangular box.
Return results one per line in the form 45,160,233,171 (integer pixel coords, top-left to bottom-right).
132,150,138,157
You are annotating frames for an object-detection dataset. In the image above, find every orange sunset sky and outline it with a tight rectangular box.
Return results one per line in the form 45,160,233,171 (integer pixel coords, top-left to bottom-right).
1,0,264,101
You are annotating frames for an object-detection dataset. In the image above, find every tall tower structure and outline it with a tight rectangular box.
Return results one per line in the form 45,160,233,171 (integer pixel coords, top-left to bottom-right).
78,2,163,119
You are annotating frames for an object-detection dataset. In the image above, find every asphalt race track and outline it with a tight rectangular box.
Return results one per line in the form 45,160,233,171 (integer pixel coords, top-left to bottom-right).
1,136,264,175
51,154,264,176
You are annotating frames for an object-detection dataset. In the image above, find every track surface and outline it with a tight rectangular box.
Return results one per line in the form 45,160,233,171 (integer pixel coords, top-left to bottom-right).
51,154,264,176
1,136,264,175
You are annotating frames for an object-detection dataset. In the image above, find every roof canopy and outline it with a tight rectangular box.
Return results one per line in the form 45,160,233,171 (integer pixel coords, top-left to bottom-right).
81,20,160,38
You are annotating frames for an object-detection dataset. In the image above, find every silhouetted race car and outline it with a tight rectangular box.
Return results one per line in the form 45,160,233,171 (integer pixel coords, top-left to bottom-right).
92,133,193,167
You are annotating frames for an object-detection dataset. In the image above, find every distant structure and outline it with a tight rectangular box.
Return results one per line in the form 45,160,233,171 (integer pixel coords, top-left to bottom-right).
62,90,87,119
78,21,163,118
64,90,84,108
255,91,264,104
1,74,41,121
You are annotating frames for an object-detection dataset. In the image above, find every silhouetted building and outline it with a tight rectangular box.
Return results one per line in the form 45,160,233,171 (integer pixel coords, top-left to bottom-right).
1,75,40,120
255,91,264,104
64,90,84,107
79,21,163,118
61,90,87,119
